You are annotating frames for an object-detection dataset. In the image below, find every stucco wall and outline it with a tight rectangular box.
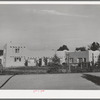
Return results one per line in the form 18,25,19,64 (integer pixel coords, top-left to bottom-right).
56,50,100,64
89,50,100,63
3,42,55,67
56,50,89,64
3,42,100,67
69,51,89,63
4,42,26,67
56,50,68,64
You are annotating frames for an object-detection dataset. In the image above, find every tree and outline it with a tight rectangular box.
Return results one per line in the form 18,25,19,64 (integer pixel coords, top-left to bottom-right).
34,58,39,66
88,42,100,51
57,45,69,51
75,47,86,51
43,57,48,66
24,60,28,66
52,54,60,64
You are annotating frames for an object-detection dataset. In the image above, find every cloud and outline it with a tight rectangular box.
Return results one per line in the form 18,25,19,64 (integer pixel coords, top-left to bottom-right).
33,9,89,18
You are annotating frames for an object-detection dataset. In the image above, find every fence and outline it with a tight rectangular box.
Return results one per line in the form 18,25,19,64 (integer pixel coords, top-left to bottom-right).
68,62,99,73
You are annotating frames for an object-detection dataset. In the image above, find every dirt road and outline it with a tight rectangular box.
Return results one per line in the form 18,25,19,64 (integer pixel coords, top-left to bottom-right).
1,73,100,89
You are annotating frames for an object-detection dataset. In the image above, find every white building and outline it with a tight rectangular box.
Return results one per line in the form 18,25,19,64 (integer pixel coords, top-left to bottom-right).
56,50,100,64
3,42,55,67
3,42,100,67
56,50,68,64
3,42,27,67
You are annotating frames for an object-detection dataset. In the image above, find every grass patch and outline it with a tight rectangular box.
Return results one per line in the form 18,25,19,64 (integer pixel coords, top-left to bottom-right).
0,65,67,75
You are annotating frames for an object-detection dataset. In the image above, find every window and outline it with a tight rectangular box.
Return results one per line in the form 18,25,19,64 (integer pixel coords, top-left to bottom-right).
15,49,17,53
69,58,74,63
78,58,83,63
84,58,86,62
15,48,20,53
14,57,21,62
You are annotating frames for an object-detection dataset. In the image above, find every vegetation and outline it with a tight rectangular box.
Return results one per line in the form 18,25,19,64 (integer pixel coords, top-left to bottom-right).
57,45,69,51
75,47,86,51
43,57,48,66
34,58,39,66
52,54,60,65
88,42,100,51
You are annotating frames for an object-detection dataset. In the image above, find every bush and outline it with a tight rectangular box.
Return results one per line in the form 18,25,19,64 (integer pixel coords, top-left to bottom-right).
47,67,59,73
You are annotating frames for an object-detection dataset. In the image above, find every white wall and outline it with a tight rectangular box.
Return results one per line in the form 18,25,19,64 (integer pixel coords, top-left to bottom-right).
3,42,55,67
56,50,100,64
0,56,3,65
68,51,89,63
4,42,26,67
4,42,100,67
56,50,67,64
89,50,100,63
56,50,89,64
28,58,36,66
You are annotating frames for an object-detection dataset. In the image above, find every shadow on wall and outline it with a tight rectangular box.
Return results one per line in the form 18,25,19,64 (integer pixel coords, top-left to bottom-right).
82,74,100,86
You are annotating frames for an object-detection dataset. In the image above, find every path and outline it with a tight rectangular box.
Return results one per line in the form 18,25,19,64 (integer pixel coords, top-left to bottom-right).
1,73,100,89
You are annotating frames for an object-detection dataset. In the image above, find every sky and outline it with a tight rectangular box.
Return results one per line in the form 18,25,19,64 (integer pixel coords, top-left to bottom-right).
0,4,100,51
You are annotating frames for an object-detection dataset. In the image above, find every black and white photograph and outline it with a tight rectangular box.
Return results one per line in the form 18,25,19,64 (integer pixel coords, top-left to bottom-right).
1,2,100,91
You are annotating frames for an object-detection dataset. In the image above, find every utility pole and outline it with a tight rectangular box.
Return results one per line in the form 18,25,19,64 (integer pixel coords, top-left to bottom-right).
92,53,94,66
66,53,71,73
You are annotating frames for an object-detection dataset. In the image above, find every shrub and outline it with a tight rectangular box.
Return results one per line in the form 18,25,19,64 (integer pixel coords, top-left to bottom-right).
52,54,60,65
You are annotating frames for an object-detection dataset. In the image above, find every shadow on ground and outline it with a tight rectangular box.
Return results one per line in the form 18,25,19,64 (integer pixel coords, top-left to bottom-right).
82,74,100,86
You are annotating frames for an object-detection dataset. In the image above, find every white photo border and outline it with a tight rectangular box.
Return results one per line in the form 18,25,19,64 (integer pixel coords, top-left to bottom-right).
0,1,100,99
